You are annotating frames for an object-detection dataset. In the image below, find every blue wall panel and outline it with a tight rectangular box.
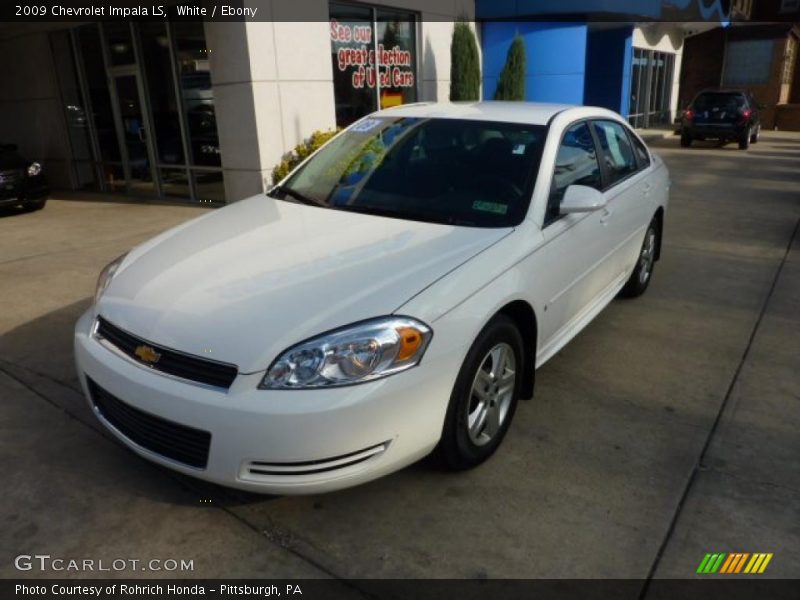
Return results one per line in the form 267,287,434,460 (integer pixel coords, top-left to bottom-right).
482,22,588,104
477,0,669,20
583,25,634,115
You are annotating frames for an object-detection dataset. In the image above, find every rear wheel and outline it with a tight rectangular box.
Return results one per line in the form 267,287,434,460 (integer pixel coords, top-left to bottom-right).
750,124,760,144
739,127,751,150
439,316,523,470
620,219,658,298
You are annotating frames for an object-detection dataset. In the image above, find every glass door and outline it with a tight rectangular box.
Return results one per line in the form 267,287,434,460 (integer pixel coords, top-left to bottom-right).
110,72,157,195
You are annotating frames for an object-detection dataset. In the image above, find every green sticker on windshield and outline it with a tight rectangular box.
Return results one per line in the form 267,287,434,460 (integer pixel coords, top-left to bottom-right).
472,200,508,215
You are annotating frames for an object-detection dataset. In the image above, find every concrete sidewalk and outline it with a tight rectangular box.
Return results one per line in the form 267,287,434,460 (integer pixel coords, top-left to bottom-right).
0,131,798,587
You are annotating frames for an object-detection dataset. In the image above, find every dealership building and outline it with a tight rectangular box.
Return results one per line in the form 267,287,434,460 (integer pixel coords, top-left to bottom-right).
0,0,789,205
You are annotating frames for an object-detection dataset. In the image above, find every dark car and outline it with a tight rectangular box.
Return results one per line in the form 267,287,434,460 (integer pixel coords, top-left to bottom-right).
0,144,49,211
680,89,762,150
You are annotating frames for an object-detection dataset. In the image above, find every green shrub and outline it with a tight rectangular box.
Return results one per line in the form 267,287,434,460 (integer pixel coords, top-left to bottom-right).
494,35,526,101
271,129,339,184
449,22,481,101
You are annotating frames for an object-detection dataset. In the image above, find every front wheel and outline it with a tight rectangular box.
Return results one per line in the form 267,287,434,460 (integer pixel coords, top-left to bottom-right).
438,315,523,470
619,220,658,298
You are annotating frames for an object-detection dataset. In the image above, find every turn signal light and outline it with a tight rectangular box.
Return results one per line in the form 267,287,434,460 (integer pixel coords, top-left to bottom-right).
396,327,424,361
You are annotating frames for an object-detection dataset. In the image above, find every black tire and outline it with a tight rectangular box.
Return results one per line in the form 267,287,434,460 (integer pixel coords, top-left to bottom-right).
750,124,760,144
680,131,692,147
25,197,47,212
619,218,659,298
438,315,524,470
738,128,751,150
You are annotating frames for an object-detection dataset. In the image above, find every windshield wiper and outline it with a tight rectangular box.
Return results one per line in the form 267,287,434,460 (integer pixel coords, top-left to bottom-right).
269,185,325,207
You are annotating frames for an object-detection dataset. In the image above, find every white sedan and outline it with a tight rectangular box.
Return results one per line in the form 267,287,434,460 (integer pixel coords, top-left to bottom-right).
74,102,669,494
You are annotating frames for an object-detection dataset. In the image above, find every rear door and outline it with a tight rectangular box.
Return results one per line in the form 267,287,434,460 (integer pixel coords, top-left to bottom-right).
590,119,652,281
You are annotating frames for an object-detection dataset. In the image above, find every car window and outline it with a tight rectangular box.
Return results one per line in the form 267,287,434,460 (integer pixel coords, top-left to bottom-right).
274,117,547,228
546,122,602,224
592,120,638,187
628,129,650,169
693,92,745,111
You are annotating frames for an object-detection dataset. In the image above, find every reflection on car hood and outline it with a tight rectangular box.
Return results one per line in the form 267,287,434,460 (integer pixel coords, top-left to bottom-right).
98,196,511,373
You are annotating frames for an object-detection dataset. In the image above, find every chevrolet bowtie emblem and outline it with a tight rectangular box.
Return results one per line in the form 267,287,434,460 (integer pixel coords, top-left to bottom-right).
134,344,161,365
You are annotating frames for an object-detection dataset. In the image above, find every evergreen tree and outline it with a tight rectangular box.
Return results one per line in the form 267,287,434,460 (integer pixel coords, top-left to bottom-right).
449,22,481,101
494,35,526,101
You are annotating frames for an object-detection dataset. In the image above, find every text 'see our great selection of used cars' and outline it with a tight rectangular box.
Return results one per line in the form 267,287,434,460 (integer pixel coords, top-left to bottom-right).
74,102,669,494
679,89,762,150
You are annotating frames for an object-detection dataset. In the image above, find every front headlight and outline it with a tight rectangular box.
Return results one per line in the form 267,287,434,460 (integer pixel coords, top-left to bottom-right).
260,317,432,389
94,253,127,304
27,162,42,177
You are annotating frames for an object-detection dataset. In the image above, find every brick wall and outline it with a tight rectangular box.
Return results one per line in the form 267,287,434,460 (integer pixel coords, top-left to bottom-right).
775,104,800,130
678,28,726,110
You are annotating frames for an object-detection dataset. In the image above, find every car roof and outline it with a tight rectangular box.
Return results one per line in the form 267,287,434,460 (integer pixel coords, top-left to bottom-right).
373,101,586,126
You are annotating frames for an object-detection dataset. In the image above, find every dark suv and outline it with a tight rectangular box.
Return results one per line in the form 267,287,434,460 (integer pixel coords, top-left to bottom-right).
680,89,762,150
0,144,49,211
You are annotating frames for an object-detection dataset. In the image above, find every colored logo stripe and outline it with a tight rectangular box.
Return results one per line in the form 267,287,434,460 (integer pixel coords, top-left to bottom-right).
697,553,726,573
697,553,773,574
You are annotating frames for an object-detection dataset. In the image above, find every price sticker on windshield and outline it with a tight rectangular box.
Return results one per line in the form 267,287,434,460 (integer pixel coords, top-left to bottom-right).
472,201,508,215
351,118,383,133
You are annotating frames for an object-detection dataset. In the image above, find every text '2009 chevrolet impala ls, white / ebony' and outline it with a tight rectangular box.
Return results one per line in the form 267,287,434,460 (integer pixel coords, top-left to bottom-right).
74,102,669,494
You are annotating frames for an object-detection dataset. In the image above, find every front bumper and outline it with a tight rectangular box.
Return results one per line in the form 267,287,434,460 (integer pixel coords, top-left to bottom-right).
0,173,48,206
74,310,459,494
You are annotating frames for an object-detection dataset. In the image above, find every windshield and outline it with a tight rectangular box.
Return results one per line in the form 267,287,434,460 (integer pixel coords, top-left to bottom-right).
693,93,746,111
269,117,546,227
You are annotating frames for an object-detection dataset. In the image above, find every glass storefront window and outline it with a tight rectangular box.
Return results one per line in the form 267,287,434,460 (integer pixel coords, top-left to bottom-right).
329,3,418,127
102,163,126,193
55,20,224,203
51,30,98,190
330,3,377,127
140,22,185,165
173,21,221,168
78,25,122,162
376,11,417,109
192,170,225,203
160,168,191,198
103,21,135,66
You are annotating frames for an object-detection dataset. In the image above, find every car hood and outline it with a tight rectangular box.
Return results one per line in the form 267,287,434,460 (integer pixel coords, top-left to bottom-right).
0,150,28,170
98,196,511,374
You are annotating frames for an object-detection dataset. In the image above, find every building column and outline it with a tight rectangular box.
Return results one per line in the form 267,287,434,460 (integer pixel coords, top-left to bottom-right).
206,0,336,203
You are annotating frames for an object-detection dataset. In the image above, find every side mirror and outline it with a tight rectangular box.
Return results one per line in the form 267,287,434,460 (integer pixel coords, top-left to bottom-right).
560,184,607,214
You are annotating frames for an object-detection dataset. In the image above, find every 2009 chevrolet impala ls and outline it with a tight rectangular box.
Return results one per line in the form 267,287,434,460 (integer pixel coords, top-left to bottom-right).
75,102,669,494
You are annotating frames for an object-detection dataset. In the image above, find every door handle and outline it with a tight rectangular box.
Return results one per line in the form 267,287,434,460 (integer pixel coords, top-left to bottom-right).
138,127,146,142
600,208,613,224
643,182,652,195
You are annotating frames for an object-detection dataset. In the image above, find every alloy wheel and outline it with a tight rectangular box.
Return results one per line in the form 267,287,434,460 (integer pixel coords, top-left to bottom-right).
639,228,657,285
467,342,516,446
